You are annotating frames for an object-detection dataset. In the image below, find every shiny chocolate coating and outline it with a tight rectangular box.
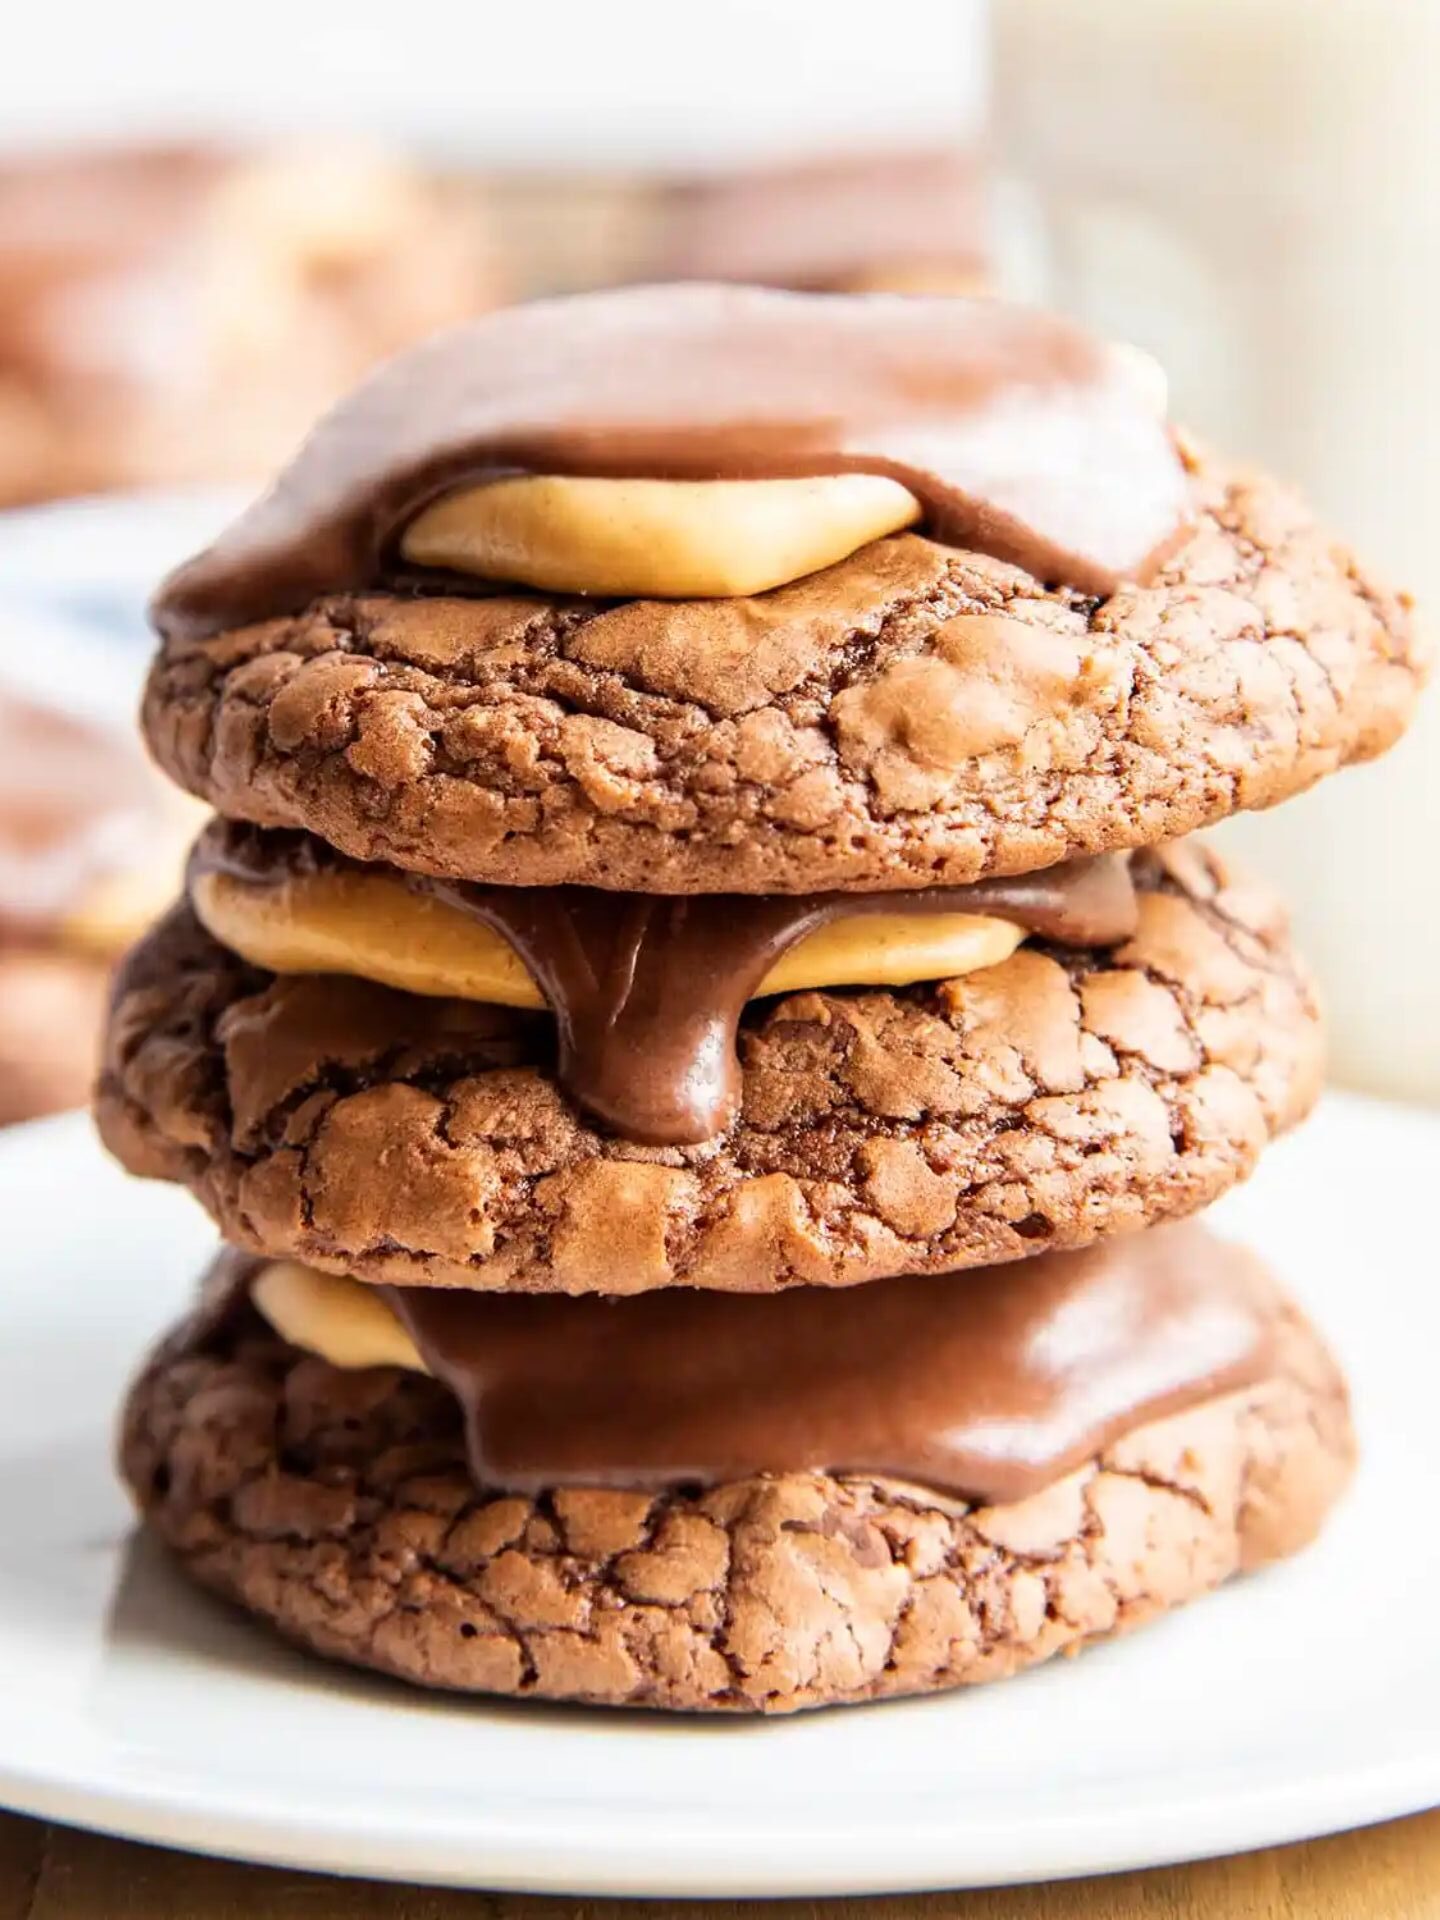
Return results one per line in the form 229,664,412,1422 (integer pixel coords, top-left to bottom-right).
153,283,1189,640
382,1220,1273,1503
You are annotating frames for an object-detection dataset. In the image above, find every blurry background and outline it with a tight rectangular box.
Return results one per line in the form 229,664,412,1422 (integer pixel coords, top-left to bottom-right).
0,0,1432,1123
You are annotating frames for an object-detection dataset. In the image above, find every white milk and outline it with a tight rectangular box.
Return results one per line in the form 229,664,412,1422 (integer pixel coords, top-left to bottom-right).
993,0,1439,1101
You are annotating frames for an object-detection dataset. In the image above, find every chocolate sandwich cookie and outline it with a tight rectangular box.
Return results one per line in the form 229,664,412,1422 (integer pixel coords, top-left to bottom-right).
119,1224,1354,1712
142,286,1425,895
0,688,199,1124
98,840,1322,1293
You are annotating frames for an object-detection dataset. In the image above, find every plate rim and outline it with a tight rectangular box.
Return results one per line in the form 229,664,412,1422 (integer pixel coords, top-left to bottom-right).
2,1731,1438,1895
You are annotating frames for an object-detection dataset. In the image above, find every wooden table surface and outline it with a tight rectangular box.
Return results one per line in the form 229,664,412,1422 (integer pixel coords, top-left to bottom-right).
3,1807,1438,1918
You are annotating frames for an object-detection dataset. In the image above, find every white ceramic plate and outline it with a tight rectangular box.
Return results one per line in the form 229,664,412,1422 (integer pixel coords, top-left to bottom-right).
0,1095,1436,1896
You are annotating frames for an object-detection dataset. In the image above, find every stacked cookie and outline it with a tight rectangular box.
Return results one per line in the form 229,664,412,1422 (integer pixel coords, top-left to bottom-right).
100,287,1425,1713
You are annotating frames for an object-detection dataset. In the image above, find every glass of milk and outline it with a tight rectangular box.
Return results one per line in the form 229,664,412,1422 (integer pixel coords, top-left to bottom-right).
992,0,1439,1102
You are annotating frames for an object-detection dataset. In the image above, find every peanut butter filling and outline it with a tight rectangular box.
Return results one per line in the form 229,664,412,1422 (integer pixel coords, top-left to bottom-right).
192,862,1024,1008
399,472,923,598
253,1259,423,1372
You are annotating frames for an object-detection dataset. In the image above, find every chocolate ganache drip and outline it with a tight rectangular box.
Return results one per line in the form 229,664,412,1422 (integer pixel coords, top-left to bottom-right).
379,1221,1274,1504
193,823,1138,1146
153,283,1189,640
433,860,1135,1144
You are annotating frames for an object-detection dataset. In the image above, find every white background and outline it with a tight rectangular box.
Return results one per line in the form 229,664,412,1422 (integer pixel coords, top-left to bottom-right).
2,0,985,168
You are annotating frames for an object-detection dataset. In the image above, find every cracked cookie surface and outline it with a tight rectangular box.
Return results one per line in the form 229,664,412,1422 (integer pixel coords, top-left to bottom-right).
140,454,1425,894
118,1268,1354,1712
97,842,1323,1293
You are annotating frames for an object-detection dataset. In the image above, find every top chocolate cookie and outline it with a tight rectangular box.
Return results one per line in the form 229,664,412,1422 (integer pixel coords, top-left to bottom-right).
144,286,1425,894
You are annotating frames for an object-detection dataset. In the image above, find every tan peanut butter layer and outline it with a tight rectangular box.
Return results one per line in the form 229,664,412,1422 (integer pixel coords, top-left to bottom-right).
192,860,1024,1012
399,472,924,598
189,817,1036,1013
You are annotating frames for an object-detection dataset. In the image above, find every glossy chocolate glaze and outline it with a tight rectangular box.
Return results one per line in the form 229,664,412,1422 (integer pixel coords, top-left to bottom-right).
0,690,160,941
378,1221,1273,1504
192,821,1138,1145
153,284,1189,640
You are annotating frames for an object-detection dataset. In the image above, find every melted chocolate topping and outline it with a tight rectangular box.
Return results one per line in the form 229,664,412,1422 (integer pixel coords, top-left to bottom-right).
377,1221,1273,1504
192,821,1138,1145
0,690,160,941
153,284,1189,640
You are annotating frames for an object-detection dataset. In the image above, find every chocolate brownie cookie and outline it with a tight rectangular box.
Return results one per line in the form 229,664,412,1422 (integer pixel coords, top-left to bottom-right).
141,461,1423,894
118,1240,1353,1712
97,842,1323,1293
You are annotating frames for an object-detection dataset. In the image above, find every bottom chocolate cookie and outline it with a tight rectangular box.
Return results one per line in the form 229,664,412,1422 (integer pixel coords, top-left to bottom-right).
119,1232,1353,1714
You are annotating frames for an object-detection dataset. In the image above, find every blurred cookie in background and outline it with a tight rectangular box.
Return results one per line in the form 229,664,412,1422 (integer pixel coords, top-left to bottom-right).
0,141,501,507
477,171,667,300
0,685,202,1124
652,146,988,294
